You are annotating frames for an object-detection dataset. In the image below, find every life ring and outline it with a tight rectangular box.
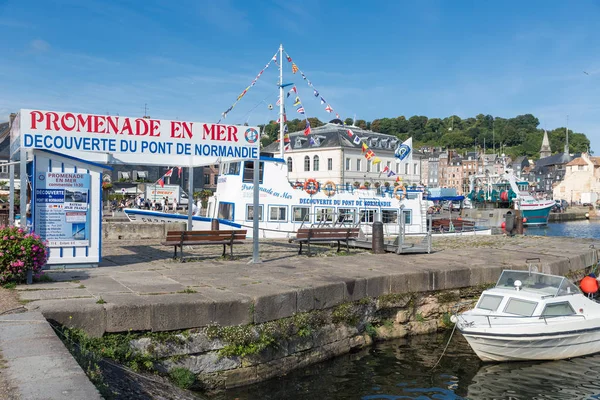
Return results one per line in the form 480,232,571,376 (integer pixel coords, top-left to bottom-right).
393,184,407,200
304,178,319,195
323,181,336,197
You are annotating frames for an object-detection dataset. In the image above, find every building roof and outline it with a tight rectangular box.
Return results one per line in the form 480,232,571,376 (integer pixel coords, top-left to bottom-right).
262,122,404,155
567,156,600,167
534,152,578,168
0,123,10,159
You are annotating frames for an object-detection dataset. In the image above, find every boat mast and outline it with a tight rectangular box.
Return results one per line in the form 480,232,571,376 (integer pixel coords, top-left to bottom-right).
278,43,285,160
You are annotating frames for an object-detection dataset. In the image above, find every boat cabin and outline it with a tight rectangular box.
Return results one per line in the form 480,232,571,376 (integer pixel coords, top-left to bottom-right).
474,270,583,318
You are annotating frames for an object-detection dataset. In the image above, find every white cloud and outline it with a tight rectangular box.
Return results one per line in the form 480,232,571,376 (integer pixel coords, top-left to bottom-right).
30,39,50,52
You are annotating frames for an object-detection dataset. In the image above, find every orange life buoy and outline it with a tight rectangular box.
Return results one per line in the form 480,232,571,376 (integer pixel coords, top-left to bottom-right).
323,181,336,197
393,184,407,200
304,178,319,195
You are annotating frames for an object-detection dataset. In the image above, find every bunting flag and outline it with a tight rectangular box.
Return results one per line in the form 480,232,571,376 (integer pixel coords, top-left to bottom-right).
347,129,354,137
320,97,326,105
325,105,333,113
277,114,287,123
287,86,297,98
396,176,401,182
158,177,165,188
387,170,397,178
365,149,375,160
284,143,291,151
304,120,311,136
309,137,315,145
284,124,288,133
335,113,340,119
292,63,299,73
164,168,173,177
354,135,362,145
218,50,278,122
361,142,368,152
313,89,319,97
372,157,382,164
293,97,301,106
178,167,182,178
286,55,292,62
276,97,281,106
382,165,390,174
297,107,305,114
395,137,413,161
300,72,306,80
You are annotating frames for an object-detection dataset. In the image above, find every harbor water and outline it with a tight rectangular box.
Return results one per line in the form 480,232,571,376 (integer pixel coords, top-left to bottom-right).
214,220,600,400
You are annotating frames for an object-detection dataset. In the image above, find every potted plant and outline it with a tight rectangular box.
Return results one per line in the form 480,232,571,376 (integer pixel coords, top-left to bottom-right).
353,181,361,189
374,182,381,188
0,226,48,284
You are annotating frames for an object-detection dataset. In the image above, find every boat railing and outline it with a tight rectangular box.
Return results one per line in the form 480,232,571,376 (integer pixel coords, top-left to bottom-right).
477,313,587,328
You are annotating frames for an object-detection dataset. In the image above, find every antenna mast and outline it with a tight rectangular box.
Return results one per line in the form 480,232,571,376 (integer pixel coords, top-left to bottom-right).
278,44,285,159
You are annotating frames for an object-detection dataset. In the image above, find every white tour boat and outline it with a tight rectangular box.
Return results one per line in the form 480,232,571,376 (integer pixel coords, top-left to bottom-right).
455,269,600,362
124,156,429,239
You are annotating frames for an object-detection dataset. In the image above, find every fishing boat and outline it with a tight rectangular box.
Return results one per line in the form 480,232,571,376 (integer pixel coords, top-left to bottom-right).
454,269,600,362
467,166,554,226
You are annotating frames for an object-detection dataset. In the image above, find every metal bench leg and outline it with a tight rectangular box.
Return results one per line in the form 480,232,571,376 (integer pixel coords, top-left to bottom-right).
346,239,350,252
230,243,234,258
179,245,184,263
222,244,226,257
307,240,312,257
298,242,303,255
336,240,341,252
173,245,177,259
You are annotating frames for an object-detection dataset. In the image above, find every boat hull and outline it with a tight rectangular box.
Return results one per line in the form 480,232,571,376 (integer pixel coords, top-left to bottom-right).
521,203,554,226
461,327,600,361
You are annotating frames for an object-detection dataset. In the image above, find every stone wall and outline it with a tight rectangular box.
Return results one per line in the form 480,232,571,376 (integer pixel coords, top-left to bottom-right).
102,222,186,240
127,288,478,391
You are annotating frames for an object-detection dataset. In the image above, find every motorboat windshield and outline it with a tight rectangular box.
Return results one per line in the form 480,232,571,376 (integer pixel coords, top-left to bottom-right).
495,270,581,297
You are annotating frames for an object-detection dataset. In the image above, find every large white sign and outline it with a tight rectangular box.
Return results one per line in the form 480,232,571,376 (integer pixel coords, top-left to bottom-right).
18,109,261,166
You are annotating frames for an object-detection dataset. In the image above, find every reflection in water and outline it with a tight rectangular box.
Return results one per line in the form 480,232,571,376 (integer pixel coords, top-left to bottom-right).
468,354,600,399
212,332,600,400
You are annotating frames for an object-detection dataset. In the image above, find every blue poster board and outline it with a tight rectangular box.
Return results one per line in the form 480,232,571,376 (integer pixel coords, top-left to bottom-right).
34,172,91,247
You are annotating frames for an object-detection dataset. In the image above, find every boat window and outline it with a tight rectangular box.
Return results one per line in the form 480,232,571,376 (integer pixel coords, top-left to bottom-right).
337,208,356,224
382,209,398,223
242,161,264,183
557,279,582,296
226,162,241,175
476,294,503,311
218,202,234,221
504,298,538,316
268,206,287,222
292,206,310,223
246,204,263,221
541,302,575,317
403,210,411,224
287,158,293,173
315,207,334,223
360,209,375,223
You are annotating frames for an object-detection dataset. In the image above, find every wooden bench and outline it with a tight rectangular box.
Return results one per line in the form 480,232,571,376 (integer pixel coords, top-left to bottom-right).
161,230,247,261
292,227,360,256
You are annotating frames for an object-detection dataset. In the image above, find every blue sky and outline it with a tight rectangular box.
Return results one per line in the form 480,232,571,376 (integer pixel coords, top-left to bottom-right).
1,0,599,153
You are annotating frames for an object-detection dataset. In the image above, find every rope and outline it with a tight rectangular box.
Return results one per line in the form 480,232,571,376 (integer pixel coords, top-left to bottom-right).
430,322,457,371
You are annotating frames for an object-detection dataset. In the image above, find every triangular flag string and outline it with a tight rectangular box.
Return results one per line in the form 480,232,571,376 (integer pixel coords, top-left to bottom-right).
217,48,279,123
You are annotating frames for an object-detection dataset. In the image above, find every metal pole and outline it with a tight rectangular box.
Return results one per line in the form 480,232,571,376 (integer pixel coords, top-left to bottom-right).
187,165,193,230
19,147,26,228
8,163,14,224
278,44,285,160
251,159,261,263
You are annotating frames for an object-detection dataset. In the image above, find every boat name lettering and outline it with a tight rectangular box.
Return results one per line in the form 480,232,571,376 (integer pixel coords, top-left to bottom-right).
241,184,292,199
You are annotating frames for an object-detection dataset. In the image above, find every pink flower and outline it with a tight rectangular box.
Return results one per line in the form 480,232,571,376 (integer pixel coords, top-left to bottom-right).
9,236,14,240
3,236,7,240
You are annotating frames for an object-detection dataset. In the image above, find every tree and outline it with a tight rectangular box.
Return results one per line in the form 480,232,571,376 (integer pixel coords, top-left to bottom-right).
396,116,409,133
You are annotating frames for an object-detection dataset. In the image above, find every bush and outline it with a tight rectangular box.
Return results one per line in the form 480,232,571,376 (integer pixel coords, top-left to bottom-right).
0,226,48,284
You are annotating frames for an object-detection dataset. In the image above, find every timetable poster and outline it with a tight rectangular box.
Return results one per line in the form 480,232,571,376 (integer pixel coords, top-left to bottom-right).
35,172,91,247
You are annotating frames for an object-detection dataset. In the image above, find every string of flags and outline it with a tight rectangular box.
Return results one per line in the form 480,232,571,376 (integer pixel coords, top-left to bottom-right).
155,167,183,188
217,50,279,123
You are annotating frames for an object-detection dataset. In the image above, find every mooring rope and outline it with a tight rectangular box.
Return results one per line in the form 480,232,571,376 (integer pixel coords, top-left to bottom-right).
430,321,457,371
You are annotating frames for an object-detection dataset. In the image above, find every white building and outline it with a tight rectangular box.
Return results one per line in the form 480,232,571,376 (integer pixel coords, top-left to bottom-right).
263,122,422,189
553,153,600,204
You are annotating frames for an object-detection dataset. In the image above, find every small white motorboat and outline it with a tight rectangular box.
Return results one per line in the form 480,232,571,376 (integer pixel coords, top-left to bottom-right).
454,269,600,362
